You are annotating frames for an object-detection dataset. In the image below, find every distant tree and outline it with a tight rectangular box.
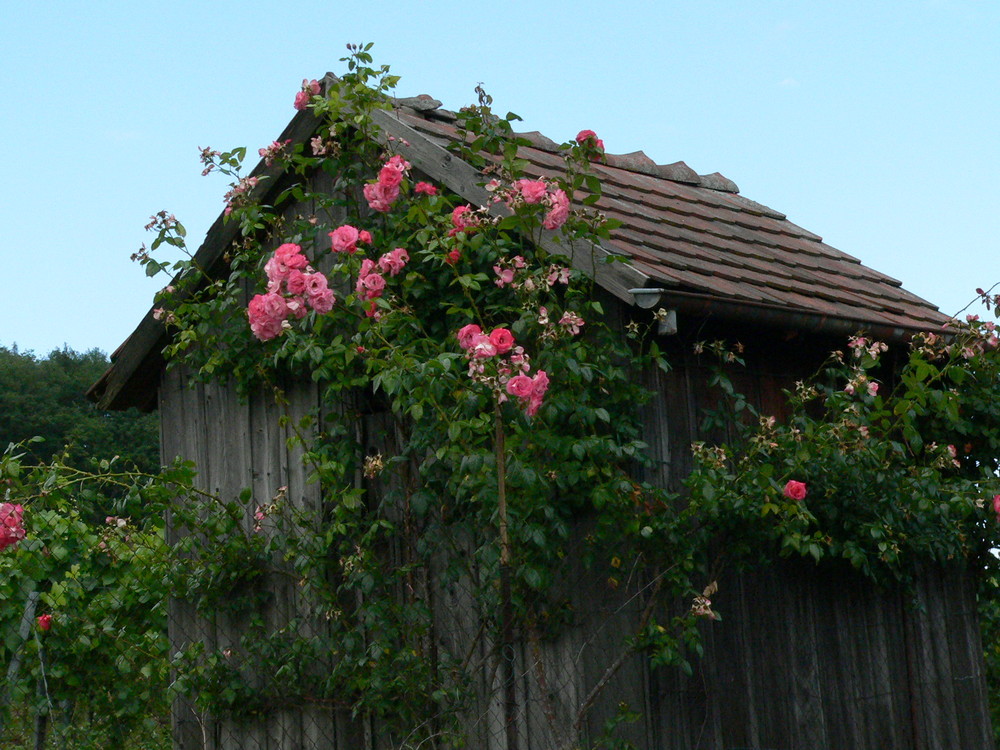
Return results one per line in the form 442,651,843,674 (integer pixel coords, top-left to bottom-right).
0,347,159,474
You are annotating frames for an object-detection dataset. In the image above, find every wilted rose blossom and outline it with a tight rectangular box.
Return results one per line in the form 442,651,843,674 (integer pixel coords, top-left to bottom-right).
449,205,477,235
783,480,808,501
258,139,291,166
559,311,585,335
378,248,409,276
494,265,515,287
470,334,498,359
0,503,25,551
547,266,571,286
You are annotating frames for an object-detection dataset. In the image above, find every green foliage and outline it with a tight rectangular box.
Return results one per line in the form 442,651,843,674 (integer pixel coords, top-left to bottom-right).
684,332,1000,582
0,445,192,749
0,346,159,475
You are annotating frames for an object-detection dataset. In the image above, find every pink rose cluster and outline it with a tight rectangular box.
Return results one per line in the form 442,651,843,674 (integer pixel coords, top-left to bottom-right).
364,155,411,213
506,180,571,231
294,79,321,111
0,502,25,552
355,248,409,317
247,243,334,341
457,324,549,416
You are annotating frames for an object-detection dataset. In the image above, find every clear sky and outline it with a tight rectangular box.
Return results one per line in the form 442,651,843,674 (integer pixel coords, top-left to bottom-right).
2,0,998,356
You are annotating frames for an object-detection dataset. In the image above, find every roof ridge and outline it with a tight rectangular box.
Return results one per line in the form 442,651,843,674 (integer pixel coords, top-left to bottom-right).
396,100,740,193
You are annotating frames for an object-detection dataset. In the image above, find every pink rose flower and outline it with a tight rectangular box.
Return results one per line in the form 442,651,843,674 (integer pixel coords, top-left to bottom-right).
304,272,329,297
330,225,361,254
0,503,25,551
286,269,308,296
783,480,808,501
275,243,308,270
575,129,605,152
489,328,515,354
543,189,570,230
993,494,1000,521
378,163,404,188
294,78,321,110
36,614,52,632
514,179,549,205
359,230,372,245
525,370,550,416
414,181,437,196
506,374,534,399
309,288,335,314
457,324,482,350
248,292,289,341
364,181,399,213
445,249,462,265
361,273,386,298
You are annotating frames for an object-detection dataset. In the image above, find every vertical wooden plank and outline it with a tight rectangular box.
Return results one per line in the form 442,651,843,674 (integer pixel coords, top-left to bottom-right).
161,367,205,750
947,567,996,750
787,561,828,750
910,567,960,747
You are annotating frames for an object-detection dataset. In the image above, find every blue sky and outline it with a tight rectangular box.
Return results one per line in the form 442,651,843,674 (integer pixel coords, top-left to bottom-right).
2,0,998,356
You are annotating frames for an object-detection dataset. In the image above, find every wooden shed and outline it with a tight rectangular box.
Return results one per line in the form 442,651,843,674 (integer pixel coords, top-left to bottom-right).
91,79,994,749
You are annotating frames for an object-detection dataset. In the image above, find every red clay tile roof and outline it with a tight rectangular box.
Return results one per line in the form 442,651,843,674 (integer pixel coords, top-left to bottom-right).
90,85,950,411
396,103,949,335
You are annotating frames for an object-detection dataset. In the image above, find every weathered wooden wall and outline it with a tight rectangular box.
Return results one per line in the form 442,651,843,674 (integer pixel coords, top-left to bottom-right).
649,560,993,750
158,287,996,749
